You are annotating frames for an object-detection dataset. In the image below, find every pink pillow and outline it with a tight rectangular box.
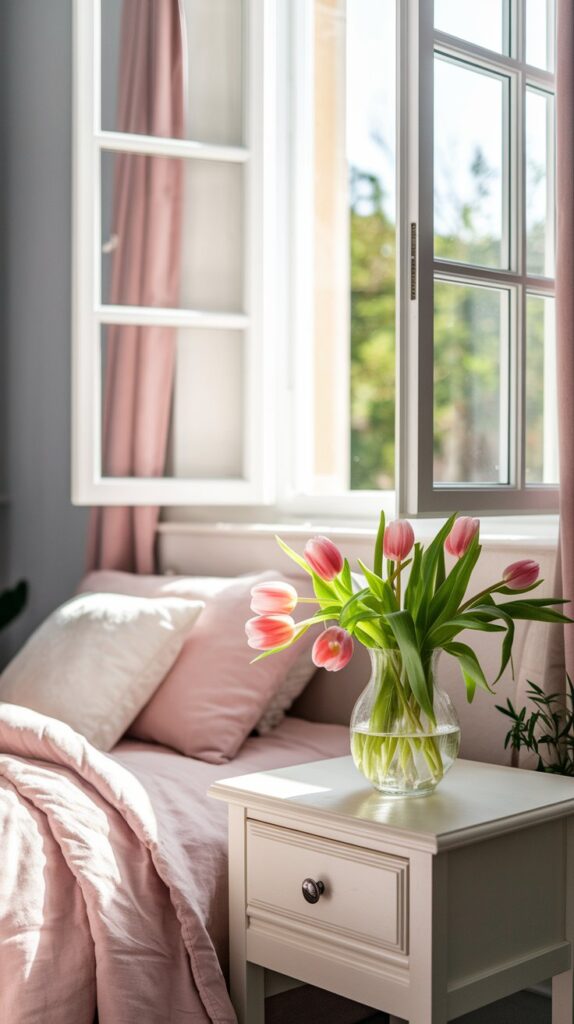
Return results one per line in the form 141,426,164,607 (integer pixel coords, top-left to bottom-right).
78,570,317,762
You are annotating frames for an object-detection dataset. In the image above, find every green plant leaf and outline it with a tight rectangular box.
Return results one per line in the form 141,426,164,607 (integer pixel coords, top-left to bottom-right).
275,535,312,574
466,601,516,682
427,533,482,630
354,625,388,649
496,581,543,596
357,560,385,601
443,640,493,702
386,610,435,721
274,535,338,603
361,593,385,614
338,588,371,628
373,510,386,577
404,542,424,620
496,602,572,624
416,513,457,634
420,513,456,595
340,558,353,596
497,614,515,683
342,609,384,634
427,615,505,648
380,580,400,615
435,543,446,592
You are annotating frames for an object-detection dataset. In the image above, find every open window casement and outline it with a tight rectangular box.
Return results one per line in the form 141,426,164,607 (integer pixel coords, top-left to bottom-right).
398,0,557,515
72,0,277,506
73,0,557,516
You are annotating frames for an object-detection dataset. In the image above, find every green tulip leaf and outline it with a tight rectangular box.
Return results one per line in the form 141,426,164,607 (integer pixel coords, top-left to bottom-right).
427,533,482,628
357,560,385,601
443,641,493,702
373,510,386,578
386,610,435,722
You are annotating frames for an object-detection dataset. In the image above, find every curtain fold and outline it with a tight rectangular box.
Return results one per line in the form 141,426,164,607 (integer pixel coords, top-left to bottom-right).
87,0,185,574
553,0,574,682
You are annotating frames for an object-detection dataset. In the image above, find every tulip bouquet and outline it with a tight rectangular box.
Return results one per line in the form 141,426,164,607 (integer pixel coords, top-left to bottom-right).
246,513,570,795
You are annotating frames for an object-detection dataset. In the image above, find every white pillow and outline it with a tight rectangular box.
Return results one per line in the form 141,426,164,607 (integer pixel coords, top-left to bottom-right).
0,592,204,751
78,570,319,738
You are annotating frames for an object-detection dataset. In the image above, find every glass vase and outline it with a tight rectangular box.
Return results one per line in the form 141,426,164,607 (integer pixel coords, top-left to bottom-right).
350,648,460,797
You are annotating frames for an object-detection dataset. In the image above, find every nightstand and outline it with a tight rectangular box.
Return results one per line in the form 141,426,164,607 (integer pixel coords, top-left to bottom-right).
210,756,574,1024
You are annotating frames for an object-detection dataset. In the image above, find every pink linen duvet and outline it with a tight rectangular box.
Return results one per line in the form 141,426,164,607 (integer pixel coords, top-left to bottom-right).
0,702,235,1024
0,703,351,1024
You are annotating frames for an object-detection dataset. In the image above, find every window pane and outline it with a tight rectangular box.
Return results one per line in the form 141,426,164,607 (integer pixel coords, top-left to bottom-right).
526,0,554,71
434,58,508,269
308,0,396,494
526,88,555,277
434,281,509,485
100,326,244,480
526,295,558,484
101,152,243,311
348,0,396,491
101,0,244,145
434,0,508,54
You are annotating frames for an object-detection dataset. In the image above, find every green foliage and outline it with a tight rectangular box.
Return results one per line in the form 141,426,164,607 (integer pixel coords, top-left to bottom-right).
349,145,549,488
497,680,574,776
349,169,395,490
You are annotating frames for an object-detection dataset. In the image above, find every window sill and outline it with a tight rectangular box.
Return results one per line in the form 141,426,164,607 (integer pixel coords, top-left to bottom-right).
157,513,560,550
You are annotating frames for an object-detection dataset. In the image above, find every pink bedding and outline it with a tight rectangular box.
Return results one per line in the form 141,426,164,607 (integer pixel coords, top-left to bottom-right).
0,704,349,1023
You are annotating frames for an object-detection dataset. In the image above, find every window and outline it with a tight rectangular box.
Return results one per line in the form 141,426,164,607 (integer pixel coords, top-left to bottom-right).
402,0,557,513
72,0,557,517
73,0,275,506
288,0,397,509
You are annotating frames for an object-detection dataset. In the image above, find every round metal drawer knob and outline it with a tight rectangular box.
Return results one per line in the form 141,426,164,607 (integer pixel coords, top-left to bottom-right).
301,878,325,904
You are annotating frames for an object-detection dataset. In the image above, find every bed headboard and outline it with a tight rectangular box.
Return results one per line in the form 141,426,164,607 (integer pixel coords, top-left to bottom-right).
290,643,371,725
157,520,559,766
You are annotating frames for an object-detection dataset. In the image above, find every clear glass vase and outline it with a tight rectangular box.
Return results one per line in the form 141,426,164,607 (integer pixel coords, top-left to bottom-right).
350,648,460,797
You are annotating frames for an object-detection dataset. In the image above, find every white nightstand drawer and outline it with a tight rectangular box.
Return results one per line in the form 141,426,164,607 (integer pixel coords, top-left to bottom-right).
246,820,409,958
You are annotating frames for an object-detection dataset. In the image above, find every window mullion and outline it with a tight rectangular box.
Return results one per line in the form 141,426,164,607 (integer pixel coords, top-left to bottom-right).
517,49,527,491
97,130,248,163
96,306,249,330
397,0,434,516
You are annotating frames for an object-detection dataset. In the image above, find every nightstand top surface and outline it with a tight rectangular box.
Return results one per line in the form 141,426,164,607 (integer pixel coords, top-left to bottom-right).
210,756,574,851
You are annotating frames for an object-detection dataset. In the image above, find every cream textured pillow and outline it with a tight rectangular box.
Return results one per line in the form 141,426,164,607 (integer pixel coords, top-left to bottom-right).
0,592,204,751
255,645,317,735
79,570,320,744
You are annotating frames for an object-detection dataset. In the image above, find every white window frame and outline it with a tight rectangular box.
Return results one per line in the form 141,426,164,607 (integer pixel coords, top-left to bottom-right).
72,0,278,505
272,0,398,522
399,0,557,515
72,0,558,520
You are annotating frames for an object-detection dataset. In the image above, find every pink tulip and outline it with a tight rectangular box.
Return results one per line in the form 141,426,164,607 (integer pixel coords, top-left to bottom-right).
312,627,354,672
245,615,296,651
445,516,480,558
383,520,415,562
250,581,298,615
502,559,540,590
304,536,344,581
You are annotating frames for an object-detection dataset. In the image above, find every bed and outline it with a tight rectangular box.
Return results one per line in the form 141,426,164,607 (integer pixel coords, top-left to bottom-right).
0,703,355,1024
0,550,541,1023
0,569,380,1024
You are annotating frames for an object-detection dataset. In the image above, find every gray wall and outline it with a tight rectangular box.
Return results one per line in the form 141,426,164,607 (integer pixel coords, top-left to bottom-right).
0,0,88,660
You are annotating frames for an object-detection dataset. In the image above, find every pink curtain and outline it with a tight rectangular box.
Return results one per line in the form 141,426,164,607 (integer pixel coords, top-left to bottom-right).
553,0,574,682
87,0,185,573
